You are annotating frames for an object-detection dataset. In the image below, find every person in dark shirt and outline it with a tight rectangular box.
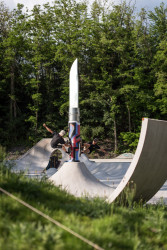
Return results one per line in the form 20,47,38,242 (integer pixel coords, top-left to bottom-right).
83,138,101,154
43,123,67,149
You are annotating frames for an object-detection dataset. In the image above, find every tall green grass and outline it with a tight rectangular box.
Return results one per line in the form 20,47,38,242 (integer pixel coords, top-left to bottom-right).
0,147,167,249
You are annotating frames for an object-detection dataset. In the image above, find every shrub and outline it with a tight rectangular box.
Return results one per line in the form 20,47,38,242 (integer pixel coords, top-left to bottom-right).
119,132,140,152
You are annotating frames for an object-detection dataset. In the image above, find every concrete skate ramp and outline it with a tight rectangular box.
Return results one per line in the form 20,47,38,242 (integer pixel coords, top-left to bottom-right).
107,118,167,203
13,138,70,173
49,162,114,198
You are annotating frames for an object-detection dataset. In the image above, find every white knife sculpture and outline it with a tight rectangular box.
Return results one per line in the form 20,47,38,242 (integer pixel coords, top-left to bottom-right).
68,59,81,161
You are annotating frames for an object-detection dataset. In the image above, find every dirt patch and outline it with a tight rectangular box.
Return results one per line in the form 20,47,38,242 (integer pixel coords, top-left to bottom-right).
84,139,118,159
6,146,29,160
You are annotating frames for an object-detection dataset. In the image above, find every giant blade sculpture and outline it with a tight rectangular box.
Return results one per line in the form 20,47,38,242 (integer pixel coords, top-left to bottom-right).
69,59,81,161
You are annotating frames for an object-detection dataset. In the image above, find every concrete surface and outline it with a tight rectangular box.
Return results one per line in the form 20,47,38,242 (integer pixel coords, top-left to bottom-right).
49,162,114,198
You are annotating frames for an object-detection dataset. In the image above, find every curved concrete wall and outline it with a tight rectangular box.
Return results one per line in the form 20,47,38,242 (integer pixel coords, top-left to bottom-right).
107,118,167,203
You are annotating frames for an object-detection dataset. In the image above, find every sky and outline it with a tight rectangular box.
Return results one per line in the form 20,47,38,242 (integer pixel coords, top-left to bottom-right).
2,0,165,12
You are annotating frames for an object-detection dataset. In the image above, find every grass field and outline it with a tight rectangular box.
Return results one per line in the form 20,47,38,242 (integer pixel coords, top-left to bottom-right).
0,150,167,250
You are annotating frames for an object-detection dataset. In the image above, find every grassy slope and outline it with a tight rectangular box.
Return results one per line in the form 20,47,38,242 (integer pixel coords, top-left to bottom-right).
0,162,167,250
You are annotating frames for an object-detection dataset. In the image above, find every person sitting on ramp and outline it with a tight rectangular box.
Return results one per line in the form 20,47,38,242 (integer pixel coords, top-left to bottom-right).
83,138,100,154
43,123,69,171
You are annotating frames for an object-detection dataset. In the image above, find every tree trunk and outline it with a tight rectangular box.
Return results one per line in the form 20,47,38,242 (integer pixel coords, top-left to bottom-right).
114,117,118,153
35,72,39,132
10,65,17,121
127,105,131,132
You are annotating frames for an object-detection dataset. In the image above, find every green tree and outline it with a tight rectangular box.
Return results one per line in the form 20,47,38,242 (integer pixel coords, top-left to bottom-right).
0,3,29,144
153,40,167,116
149,3,167,118
0,2,12,144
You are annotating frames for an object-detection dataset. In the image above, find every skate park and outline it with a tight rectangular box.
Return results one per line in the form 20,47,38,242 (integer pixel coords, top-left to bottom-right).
1,2,167,248
13,59,167,205
13,117,167,205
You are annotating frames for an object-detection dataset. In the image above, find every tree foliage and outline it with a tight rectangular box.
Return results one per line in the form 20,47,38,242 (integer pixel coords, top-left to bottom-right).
0,0,167,150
